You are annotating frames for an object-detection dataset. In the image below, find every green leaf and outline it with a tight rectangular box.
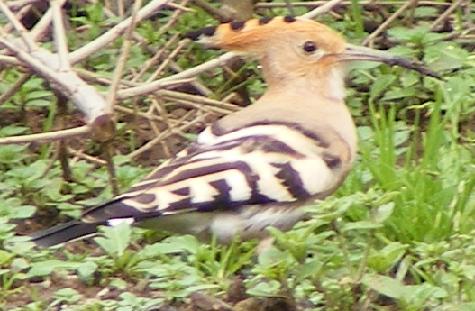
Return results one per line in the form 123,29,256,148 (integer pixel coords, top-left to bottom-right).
368,242,407,272
373,203,395,224
246,280,281,297
362,274,410,298
381,87,416,101
342,221,382,232
0,145,29,164
95,223,132,258
77,261,97,281
28,260,82,277
295,259,323,281
369,75,396,103
0,125,29,137
0,250,13,265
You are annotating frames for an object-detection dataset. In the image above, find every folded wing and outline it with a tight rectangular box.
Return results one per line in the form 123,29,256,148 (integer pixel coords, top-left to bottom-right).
81,122,344,224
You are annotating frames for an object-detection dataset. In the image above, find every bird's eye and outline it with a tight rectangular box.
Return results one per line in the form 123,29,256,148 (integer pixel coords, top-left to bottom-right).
303,41,318,54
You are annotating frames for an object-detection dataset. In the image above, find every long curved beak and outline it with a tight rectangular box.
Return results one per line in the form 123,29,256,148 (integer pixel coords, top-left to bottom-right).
339,43,440,78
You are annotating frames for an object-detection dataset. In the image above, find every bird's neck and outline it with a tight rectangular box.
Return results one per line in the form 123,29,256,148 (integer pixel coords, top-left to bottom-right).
262,64,345,102
257,66,357,161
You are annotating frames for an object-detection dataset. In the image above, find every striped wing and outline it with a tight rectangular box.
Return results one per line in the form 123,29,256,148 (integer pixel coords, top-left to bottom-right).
81,123,343,223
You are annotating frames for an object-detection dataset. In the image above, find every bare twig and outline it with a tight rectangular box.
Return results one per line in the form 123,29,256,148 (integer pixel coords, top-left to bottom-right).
156,0,191,37
193,0,232,22
103,141,120,196
0,0,37,51
159,89,240,112
255,1,452,9
169,60,213,96
0,36,112,125
362,0,418,47
155,51,239,83
30,1,69,42
129,111,203,159
69,0,171,64
7,0,42,11
301,0,344,19
114,105,180,125
116,77,196,99
55,92,72,181
147,40,188,82
107,0,142,108
0,73,31,105
103,0,142,197
131,34,179,82
68,147,107,165
51,0,70,71
431,0,465,31
0,126,90,145
3,3,33,34
0,55,19,66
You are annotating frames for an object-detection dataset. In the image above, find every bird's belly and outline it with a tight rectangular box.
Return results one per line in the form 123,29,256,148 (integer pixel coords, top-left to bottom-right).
139,205,306,243
209,205,306,243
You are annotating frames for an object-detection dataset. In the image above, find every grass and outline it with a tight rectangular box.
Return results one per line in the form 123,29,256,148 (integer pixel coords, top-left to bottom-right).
0,1,474,310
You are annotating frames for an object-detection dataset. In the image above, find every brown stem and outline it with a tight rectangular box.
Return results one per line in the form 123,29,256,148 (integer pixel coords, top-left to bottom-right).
55,92,72,182
102,140,120,196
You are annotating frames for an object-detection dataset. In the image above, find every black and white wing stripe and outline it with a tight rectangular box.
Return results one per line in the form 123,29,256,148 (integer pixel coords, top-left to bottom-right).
81,122,344,224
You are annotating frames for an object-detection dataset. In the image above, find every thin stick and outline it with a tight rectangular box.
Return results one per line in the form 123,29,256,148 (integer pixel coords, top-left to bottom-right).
153,51,239,83
301,0,344,19
7,0,42,11
131,33,179,82
158,89,240,112
104,0,142,197
3,3,33,34
51,0,70,70
146,40,188,82
362,0,418,46
56,92,72,181
114,105,180,125
0,73,31,105
103,141,120,196
116,77,196,99
69,0,171,64
0,0,37,51
431,0,465,31
129,111,203,159
156,0,191,37
0,126,90,145
68,147,107,165
192,0,231,22
0,36,111,123
107,0,142,108
30,0,68,42
255,1,451,8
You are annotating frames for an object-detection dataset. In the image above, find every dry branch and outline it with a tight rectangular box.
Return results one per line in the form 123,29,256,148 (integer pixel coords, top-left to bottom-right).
116,77,196,99
69,0,172,64
362,0,418,46
0,126,90,145
301,0,344,19
0,73,31,105
431,0,465,31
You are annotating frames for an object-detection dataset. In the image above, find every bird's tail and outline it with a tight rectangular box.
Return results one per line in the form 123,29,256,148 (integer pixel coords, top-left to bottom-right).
30,221,99,248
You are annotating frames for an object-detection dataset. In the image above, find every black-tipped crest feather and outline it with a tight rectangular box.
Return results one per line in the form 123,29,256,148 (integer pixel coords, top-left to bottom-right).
184,26,216,41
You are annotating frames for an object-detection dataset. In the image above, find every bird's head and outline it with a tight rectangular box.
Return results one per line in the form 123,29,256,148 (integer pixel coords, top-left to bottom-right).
187,16,437,99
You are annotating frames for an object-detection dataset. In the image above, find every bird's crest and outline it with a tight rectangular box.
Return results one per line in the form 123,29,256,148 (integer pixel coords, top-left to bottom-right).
185,16,345,54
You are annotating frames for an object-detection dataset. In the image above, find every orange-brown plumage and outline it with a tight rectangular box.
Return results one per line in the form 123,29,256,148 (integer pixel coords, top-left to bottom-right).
210,17,345,54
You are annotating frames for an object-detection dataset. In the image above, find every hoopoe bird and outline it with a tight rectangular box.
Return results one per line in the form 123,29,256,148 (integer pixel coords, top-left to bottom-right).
31,16,434,247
